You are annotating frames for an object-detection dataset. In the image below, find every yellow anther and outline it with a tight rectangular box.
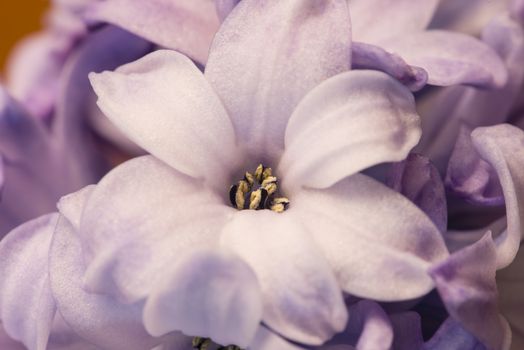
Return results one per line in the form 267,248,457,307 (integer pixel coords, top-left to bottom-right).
244,172,254,186
254,164,265,183
264,182,277,195
249,189,263,210
261,176,277,187
270,197,290,213
192,337,211,350
262,167,272,180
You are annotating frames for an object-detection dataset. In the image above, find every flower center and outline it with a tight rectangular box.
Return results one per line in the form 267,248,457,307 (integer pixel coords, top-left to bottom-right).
229,164,289,213
192,337,242,350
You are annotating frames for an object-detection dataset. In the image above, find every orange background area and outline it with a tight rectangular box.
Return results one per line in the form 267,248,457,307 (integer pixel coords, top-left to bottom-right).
0,1,49,73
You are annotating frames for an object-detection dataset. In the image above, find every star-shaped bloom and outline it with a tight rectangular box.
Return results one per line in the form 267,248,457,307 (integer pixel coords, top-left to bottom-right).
0,0,450,348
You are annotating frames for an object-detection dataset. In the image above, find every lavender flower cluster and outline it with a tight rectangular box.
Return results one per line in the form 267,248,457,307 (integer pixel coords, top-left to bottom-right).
0,0,523,349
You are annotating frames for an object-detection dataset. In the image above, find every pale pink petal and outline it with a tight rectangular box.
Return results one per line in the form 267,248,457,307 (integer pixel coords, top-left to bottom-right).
221,211,348,345
205,0,351,160
279,70,420,192
291,174,448,301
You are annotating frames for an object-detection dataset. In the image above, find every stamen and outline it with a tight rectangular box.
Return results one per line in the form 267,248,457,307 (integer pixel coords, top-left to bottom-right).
230,164,289,213
192,337,211,350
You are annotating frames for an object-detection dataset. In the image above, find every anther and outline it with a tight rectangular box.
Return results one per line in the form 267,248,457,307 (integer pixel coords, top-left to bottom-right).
270,197,290,213
249,188,269,210
192,337,211,350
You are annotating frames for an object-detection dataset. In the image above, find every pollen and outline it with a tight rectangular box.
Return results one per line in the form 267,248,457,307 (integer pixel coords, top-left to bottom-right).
192,337,242,350
229,164,290,213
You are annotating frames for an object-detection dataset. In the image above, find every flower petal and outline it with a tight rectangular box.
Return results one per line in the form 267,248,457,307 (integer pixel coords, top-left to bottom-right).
279,70,421,192
389,312,424,350
79,155,232,303
470,124,524,268
143,249,262,348
291,173,448,301
205,0,351,160
215,0,240,22
50,215,160,350
0,214,58,350
381,30,508,88
250,327,305,350
85,0,220,64
416,14,524,172
351,42,428,91
424,318,495,350
387,153,448,232
446,125,504,206
430,232,511,350
220,210,348,345
89,50,239,188
345,300,393,350
349,0,439,44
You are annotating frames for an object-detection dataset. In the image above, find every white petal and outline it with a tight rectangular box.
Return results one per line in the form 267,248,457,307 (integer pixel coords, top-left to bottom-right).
89,50,239,189
0,214,58,350
279,70,421,192
291,174,449,301
143,249,262,348
220,211,347,345
205,0,351,159
79,155,232,302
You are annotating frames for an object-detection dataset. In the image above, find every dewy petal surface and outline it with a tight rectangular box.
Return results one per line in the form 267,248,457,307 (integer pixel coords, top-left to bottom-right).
143,250,262,348
0,214,58,350
50,215,160,350
291,174,449,301
349,0,439,44
280,70,421,192
220,211,348,345
85,0,219,64
205,0,351,160
80,156,232,303
89,50,239,189
430,232,511,350
381,30,508,88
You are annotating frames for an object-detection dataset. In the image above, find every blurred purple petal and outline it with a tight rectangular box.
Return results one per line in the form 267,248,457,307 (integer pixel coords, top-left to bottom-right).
416,14,524,172
512,0,524,22
381,30,508,88
430,232,511,350
291,174,448,301
79,156,231,302
424,318,488,350
351,42,428,91
0,214,58,350
349,0,439,44
446,125,504,206
205,0,351,160
215,0,240,22
143,250,262,348
221,210,347,345
85,0,219,64
471,124,524,268
279,70,421,192
389,312,425,350
345,300,393,350
89,50,239,188
50,215,160,350
387,153,448,232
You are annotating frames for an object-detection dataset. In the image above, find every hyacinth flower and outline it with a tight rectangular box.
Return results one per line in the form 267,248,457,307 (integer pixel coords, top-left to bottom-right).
0,0,482,348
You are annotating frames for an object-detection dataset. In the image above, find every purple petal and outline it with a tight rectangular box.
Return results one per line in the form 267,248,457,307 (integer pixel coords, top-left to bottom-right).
416,14,524,172
79,156,231,303
424,318,490,350
143,250,262,348
349,0,439,44
387,153,448,232
49,215,160,350
279,70,421,192
351,42,428,91
291,174,448,301
512,0,524,23
430,232,511,350
446,125,504,206
381,30,508,88
53,25,151,159
471,124,524,268
0,325,25,350
389,312,425,350
250,327,305,350
345,300,393,350
0,214,58,350
89,50,240,189
221,211,348,345
205,0,351,160
215,0,240,22
85,0,219,64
